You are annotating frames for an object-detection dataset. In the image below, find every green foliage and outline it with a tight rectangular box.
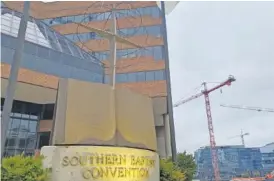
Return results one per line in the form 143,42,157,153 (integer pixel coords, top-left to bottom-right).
1,154,50,181
175,152,197,181
160,159,186,181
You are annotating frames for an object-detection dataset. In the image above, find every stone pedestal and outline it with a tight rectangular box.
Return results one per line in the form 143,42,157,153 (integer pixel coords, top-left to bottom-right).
42,79,160,180
41,146,159,181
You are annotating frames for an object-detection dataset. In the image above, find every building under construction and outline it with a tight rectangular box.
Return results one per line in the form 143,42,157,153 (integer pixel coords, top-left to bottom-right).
195,145,263,181
261,143,274,175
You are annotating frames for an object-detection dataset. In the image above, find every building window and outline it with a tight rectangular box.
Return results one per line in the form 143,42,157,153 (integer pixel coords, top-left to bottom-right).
65,25,162,43
127,73,137,82
155,70,165,80
43,6,161,26
116,74,128,83
118,25,162,37
136,72,146,82
38,132,50,149
4,113,39,157
1,98,4,110
94,51,109,61
145,71,155,81
115,46,164,61
65,32,102,42
104,69,166,83
1,100,45,157
42,104,55,120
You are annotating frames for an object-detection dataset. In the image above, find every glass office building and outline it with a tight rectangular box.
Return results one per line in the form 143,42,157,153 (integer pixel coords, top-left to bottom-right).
195,146,263,181
41,3,166,84
1,5,103,156
1,99,39,156
1,1,173,158
260,143,274,175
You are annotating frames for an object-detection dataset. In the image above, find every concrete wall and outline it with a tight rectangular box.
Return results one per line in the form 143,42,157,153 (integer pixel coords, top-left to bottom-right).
1,78,56,104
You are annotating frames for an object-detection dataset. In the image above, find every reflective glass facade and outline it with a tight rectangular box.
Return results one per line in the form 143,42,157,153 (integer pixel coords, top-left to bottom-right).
105,69,166,83
94,46,164,61
42,5,165,84
4,114,38,156
260,143,274,174
195,146,263,181
1,8,100,61
1,99,42,157
1,7,104,83
42,4,163,62
42,6,161,26
1,99,55,157
118,25,162,37
65,25,162,42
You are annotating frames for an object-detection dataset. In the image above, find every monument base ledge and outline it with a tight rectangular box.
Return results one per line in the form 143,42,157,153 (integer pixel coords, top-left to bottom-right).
40,145,160,181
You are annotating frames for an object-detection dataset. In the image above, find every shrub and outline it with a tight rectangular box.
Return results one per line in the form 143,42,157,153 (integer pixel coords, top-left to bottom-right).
174,152,197,181
160,159,186,181
1,154,50,181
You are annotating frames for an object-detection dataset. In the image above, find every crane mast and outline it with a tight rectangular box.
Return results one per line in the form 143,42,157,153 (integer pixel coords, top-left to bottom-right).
239,130,249,146
203,82,221,181
174,75,236,181
228,129,250,147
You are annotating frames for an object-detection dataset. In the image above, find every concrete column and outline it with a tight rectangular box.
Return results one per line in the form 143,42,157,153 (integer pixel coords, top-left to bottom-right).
1,2,30,157
156,126,166,158
161,1,177,162
164,114,172,158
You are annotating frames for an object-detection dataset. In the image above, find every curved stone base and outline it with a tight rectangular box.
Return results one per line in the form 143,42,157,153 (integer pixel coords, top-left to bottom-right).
41,146,159,181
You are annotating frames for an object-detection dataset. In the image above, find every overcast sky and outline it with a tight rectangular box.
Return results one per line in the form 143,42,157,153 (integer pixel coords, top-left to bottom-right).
166,1,274,154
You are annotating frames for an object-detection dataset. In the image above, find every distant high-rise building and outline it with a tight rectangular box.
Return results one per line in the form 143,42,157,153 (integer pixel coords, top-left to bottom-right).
260,142,274,175
195,145,263,181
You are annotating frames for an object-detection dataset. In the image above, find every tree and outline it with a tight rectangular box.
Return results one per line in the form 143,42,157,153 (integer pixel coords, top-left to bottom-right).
160,159,186,181
175,152,197,181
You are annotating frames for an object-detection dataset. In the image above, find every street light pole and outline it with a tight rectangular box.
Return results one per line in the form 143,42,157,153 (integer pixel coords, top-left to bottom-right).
1,1,30,157
161,1,177,162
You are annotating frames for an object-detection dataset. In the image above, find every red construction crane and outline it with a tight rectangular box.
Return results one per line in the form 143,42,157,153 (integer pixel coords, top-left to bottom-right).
174,75,236,181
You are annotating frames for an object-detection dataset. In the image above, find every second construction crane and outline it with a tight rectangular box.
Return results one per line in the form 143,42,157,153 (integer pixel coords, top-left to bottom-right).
228,129,250,147
174,75,236,181
220,104,274,113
